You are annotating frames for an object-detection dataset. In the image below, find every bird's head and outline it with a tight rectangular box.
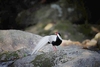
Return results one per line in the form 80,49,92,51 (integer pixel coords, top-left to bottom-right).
55,32,62,40
55,32,61,35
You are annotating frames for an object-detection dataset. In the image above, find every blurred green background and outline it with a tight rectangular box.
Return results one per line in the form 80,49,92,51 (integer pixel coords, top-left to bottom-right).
0,0,100,41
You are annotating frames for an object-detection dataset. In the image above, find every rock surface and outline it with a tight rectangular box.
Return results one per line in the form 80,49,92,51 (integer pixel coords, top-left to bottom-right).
13,45,100,67
0,30,42,67
0,30,42,53
0,30,100,67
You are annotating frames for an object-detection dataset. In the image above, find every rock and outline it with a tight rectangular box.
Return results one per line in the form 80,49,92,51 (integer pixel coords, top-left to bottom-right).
94,32,100,40
81,32,100,50
11,56,35,67
12,45,100,67
0,30,42,53
82,39,97,49
0,61,14,67
0,30,42,67
0,30,100,67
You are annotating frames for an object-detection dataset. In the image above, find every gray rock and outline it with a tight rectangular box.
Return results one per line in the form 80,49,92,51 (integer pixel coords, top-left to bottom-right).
0,61,13,67
0,30,42,67
0,30,42,53
0,30,100,67
13,45,100,67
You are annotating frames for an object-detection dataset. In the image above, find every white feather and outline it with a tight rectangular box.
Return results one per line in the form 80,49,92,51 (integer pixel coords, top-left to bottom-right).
31,35,56,55
49,35,57,43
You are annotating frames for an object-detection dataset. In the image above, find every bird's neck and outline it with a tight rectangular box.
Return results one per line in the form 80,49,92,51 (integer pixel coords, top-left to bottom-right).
52,36,62,46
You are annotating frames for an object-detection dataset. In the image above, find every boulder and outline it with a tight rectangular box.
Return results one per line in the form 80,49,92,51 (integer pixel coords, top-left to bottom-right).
13,45,100,67
0,30,42,67
0,30,42,53
0,30,100,67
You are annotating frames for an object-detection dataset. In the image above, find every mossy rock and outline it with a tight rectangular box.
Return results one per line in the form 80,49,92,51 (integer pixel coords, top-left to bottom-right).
31,53,55,67
0,51,19,61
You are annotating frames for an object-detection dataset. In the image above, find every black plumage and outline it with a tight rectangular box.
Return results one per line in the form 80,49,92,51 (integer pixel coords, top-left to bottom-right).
52,36,62,46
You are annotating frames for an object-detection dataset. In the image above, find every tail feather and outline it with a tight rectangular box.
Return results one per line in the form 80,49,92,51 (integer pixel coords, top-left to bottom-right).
31,36,50,55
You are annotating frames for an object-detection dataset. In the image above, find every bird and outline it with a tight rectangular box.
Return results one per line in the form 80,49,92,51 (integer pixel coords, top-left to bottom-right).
31,32,62,55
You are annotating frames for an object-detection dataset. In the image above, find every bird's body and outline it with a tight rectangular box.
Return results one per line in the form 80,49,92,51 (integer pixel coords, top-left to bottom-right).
52,35,62,46
31,33,62,55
